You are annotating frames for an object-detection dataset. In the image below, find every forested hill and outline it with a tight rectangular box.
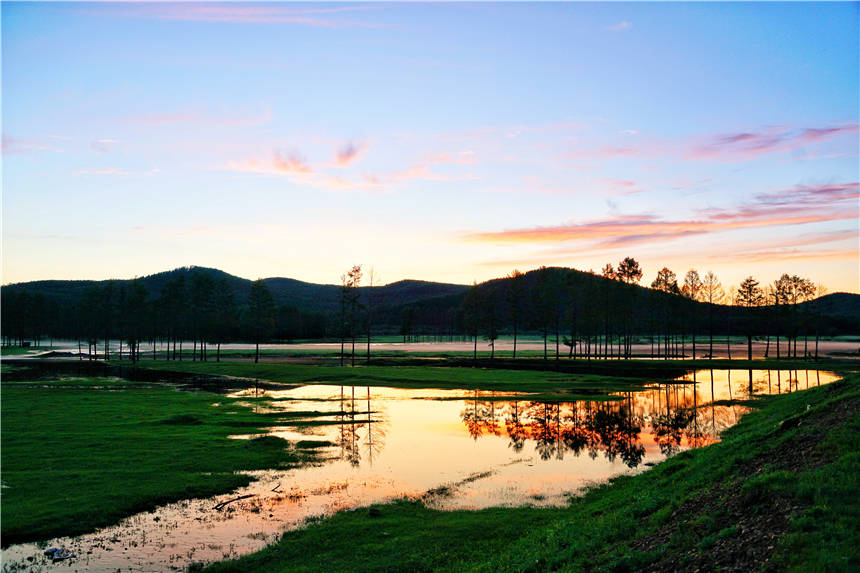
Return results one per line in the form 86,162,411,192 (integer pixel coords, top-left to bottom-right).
2,266,470,316
3,265,858,340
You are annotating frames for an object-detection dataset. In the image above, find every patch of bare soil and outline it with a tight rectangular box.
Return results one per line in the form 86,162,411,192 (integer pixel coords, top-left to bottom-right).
631,382,859,572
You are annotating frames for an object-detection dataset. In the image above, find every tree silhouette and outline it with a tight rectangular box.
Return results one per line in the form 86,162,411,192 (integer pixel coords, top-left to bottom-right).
189,271,215,361
338,265,362,366
701,271,725,359
247,279,275,364
125,279,149,363
682,270,704,358
505,270,526,359
651,267,679,294
773,274,816,357
462,282,481,362
651,268,680,358
212,278,237,362
735,276,765,360
365,268,376,365
616,257,643,285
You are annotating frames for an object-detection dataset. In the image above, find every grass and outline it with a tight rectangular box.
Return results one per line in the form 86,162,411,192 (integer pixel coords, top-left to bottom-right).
0,376,325,546
201,372,859,572
131,359,660,400
1,345,51,356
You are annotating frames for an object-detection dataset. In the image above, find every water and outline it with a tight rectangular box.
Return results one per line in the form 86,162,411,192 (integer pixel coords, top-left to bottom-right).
0,368,840,572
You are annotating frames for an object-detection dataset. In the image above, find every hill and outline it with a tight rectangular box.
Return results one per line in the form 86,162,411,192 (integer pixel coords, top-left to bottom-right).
2,266,858,340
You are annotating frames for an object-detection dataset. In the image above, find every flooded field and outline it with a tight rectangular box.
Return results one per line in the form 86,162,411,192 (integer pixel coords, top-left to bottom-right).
0,367,841,572
19,337,860,360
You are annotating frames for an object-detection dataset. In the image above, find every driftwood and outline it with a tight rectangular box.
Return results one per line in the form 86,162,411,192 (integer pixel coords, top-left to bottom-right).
271,482,282,493
214,494,256,511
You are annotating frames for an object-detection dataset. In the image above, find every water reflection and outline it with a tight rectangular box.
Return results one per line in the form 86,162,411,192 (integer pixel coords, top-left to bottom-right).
460,397,647,466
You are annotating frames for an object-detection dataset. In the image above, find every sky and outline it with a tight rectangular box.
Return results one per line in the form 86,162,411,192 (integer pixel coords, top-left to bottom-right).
2,2,858,293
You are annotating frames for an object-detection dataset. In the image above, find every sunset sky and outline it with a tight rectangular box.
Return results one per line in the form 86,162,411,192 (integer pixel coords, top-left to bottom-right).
3,2,858,293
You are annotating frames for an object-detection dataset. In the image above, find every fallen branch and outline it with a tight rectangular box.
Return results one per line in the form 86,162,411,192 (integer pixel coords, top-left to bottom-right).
271,482,282,493
214,494,256,511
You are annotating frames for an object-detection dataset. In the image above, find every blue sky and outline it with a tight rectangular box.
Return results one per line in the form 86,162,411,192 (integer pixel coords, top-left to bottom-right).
3,2,858,293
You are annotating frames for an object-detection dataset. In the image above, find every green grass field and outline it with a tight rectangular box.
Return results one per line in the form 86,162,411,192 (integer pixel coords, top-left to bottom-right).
0,376,324,546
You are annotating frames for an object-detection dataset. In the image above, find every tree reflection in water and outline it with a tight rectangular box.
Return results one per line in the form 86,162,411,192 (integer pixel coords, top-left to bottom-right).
330,369,805,472
461,395,646,468
336,385,386,467
652,409,695,456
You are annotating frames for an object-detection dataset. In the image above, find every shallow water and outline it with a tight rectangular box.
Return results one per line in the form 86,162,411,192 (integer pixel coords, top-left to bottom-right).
0,368,840,572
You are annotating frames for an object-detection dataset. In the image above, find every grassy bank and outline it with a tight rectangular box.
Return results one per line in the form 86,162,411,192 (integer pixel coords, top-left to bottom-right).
202,373,859,572
0,376,324,546
132,359,662,400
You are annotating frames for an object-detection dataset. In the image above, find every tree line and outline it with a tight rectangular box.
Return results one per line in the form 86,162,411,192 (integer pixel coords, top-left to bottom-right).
1,261,843,363
2,271,321,363
458,260,830,362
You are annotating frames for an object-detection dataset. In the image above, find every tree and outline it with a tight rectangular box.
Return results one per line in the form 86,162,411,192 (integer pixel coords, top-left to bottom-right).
505,270,526,359
212,278,237,362
189,271,215,361
481,287,500,360
365,268,376,365
462,282,481,362
650,268,679,358
601,263,616,281
651,267,679,294
701,271,724,359
616,257,643,284
125,279,149,363
735,276,764,360
682,269,704,358
247,279,275,364
340,265,363,366
681,270,703,301
773,274,816,357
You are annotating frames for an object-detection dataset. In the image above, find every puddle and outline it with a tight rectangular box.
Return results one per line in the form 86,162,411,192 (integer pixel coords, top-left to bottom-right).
0,368,840,572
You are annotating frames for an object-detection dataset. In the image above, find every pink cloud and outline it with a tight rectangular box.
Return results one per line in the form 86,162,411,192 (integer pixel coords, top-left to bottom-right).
464,179,858,249
753,182,860,206
273,150,312,174
333,141,369,167
688,123,859,161
706,248,857,263
600,178,641,195
222,150,386,193
559,122,858,165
